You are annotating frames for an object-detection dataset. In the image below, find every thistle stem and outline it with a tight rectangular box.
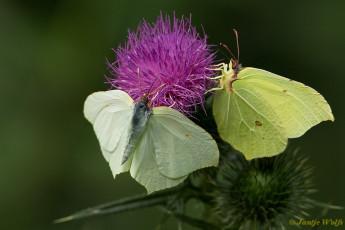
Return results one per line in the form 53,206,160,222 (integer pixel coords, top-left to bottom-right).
54,185,186,223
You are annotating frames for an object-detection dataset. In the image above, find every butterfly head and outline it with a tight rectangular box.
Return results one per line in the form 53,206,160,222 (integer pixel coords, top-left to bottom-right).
141,93,150,105
218,29,243,92
220,29,243,73
137,68,160,108
228,60,243,75
141,83,167,108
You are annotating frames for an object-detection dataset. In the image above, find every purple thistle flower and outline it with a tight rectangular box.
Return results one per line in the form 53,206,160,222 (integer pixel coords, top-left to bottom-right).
106,12,216,116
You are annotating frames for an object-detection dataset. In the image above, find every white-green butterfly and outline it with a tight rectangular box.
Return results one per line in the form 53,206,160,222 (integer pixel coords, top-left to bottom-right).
211,32,334,160
84,90,219,194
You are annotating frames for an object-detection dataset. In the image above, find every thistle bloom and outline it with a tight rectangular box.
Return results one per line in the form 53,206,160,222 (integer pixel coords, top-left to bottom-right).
106,13,216,115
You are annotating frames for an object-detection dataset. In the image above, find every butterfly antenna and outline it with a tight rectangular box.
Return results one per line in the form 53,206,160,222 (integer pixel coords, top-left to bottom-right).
147,82,166,106
147,78,159,95
137,68,142,95
220,43,237,62
233,29,240,63
149,83,166,96
215,46,231,62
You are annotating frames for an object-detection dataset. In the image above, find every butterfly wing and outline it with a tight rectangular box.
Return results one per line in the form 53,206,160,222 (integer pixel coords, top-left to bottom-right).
108,122,134,178
130,106,218,193
213,67,334,159
130,126,187,194
238,68,334,138
149,107,219,179
213,79,287,160
84,90,133,164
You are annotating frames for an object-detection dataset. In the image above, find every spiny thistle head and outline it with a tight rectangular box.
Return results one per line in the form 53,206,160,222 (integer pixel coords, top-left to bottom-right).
106,12,217,116
211,150,316,230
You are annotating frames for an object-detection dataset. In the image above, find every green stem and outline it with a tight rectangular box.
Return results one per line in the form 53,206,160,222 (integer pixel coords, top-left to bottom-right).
158,207,220,230
54,185,186,223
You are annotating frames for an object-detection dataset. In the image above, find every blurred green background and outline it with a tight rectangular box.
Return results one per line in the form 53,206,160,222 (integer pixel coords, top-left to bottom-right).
1,0,344,229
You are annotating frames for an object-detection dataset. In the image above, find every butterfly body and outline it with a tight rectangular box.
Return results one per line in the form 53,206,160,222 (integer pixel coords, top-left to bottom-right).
122,97,152,165
216,61,243,92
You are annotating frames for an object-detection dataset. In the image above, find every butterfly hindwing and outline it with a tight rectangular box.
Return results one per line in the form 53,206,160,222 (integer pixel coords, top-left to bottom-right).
129,125,188,194
214,80,287,159
150,107,219,178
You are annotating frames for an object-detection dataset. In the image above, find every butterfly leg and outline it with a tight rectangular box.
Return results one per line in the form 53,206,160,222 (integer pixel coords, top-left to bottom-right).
208,75,224,80
204,76,225,93
205,86,224,93
148,92,159,107
205,63,227,72
169,101,176,108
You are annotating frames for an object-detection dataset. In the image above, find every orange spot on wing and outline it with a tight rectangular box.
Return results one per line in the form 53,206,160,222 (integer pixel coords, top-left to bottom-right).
255,121,262,126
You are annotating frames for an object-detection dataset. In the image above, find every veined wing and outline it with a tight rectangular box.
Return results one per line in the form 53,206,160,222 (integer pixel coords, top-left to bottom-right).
84,90,134,160
238,68,334,138
130,126,187,194
108,123,134,179
149,107,219,179
213,81,287,160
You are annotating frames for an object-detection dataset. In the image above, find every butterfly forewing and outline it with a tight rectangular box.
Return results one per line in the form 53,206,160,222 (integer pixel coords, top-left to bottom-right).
239,68,334,138
84,90,134,158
